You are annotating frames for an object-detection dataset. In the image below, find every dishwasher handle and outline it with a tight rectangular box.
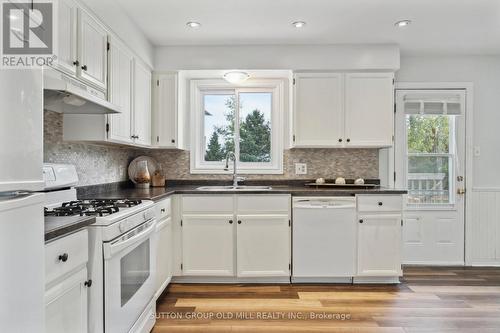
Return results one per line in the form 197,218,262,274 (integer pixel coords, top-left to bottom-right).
293,198,356,209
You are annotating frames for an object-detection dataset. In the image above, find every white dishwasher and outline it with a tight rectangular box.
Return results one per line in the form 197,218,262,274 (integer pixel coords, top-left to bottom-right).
292,197,356,283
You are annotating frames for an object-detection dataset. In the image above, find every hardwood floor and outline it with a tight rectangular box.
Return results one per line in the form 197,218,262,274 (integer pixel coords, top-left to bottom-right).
153,267,500,333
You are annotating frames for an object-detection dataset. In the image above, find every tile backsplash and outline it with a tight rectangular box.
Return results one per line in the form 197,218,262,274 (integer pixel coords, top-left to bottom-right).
44,110,379,186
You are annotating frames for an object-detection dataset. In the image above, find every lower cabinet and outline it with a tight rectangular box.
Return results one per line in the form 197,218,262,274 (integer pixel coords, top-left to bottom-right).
357,214,402,277
155,216,173,295
236,215,290,277
182,214,235,276
45,267,88,333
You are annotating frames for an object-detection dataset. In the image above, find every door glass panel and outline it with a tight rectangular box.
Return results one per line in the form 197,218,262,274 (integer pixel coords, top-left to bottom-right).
203,93,236,162
120,239,150,306
406,115,455,205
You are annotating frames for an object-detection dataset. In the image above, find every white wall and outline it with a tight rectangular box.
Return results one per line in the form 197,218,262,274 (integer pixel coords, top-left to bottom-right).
397,56,500,188
155,44,400,71
80,0,154,67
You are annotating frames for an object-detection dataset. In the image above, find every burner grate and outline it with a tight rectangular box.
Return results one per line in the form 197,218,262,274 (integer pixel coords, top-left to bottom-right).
44,199,142,217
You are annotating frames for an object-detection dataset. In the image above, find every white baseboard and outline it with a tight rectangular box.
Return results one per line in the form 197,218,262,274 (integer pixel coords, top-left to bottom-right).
172,276,291,284
291,277,353,284
402,261,465,266
353,276,400,284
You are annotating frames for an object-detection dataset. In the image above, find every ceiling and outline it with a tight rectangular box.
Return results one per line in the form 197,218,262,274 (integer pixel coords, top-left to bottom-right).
114,0,500,55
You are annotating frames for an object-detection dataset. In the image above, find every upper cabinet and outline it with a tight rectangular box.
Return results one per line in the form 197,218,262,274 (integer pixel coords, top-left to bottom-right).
53,1,108,92
152,73,181,149
77,10,108,90
293,72,394,148
133,60,152,146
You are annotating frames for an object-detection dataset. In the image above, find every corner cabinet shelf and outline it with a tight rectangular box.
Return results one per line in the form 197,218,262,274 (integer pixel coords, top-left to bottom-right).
292,72,395,148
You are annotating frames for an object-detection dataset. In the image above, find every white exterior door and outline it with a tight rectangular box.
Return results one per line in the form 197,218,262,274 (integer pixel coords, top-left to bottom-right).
357,215,402,276
133,60,152,146
395,89,466,265
108,37,133,143
77,10,108,90
54,0,78,76
344,73,394,147
236,215,290,277
182,215,235,276
293,73,344,147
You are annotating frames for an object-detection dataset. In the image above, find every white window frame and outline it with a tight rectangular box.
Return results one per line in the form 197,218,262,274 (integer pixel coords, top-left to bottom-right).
190,79,284,174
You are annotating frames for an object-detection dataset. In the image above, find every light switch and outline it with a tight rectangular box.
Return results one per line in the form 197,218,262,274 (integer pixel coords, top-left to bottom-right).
295,163,307,175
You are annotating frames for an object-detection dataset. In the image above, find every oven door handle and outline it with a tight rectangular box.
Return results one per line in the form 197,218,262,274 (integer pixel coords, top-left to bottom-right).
103,219,156,260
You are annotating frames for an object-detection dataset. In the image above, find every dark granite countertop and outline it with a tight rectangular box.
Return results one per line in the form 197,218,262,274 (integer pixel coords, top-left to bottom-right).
77,180,407,202
45,215,95,242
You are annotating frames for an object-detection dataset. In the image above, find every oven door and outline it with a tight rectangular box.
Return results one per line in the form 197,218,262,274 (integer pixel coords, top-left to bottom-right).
103,219,157,333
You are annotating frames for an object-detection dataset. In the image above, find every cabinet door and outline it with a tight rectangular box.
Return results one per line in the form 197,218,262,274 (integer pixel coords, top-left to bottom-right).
182,215,235,276
344,73,394,147
53,0,78,76
153,74,178,147
78,10,108,90
156,217,172,294
236,215,290,277
108,37,133,143
45,268,88,333
357,214,402,276
133,60,152,146
293,73,344,147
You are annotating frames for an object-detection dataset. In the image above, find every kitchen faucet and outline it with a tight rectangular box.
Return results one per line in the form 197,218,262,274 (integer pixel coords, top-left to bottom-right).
224,152,245,187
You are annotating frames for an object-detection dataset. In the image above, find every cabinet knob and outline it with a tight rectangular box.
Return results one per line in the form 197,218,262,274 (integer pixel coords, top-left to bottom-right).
229,220,233,224
237,220,242,224
73,60,79,66
84,279,92,287
171,139,175,143
81,65,87,71
160,208,166,213
346,138,351,143
378,202,383,206
58,253,69,262
338,138,343,142
359,219,363,223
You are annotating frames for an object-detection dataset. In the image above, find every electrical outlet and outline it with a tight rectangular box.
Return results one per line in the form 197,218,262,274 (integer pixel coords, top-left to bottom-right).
295,163,307,175
474,146,481,157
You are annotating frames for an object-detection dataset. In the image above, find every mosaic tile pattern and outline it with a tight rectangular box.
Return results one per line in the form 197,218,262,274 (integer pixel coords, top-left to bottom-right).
45,110,379,185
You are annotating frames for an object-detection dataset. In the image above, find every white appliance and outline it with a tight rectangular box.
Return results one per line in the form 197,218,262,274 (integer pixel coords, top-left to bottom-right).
0,70,45,332
43,68,121,114
42,164,157,333
292,197,357,283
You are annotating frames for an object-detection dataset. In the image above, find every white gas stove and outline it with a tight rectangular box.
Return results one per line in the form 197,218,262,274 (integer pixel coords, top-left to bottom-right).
43,164,157,333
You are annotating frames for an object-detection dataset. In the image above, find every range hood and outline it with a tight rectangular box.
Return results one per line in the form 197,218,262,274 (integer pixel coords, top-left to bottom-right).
43,68,121,114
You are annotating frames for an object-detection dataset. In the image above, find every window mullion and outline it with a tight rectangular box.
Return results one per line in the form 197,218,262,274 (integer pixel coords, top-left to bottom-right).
234,89,241,164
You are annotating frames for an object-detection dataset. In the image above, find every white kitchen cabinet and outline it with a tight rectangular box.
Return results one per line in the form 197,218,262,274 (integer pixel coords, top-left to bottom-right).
108,36,133,144
77,9,108,90
53,0,78,76
153,73,179,148
293,72,394,148
133,60,152,146
293,73,344,147
45,267,88,333
181,214,235,276
344,73,394,147
236,215,290,277
357,214,402,277
155,198,173,299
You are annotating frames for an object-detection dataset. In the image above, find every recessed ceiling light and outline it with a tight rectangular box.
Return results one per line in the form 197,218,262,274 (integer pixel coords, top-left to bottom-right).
223,71,250,84
186,21,201,28
395,19,411,27
292,21,306,28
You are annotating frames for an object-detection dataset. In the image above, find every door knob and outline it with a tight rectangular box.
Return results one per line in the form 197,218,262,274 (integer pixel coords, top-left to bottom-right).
457,188,466,195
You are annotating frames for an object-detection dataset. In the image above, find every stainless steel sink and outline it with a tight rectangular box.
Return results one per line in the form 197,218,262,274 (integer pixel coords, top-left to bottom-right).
196,185,273,191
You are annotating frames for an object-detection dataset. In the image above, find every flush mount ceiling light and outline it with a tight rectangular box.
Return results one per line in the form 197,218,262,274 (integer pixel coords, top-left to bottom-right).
292,21,306,28
395,19,412,27
223,71,250,84
186,21,201,28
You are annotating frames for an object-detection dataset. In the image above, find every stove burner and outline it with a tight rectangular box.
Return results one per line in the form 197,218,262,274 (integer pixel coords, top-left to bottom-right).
44,199,142,217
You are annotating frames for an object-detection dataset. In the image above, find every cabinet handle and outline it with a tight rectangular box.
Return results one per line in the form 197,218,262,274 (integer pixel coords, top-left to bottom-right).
359,219,363,223
237,220,242,224
73,60,79,66
378,202,383,206
171,139,175,143
84,279,92,287
131,135,139,139
58,253,69,262
81,65,87,71
229,220,233,224
338,138,343,142
346,138,351,143
160,208,165,213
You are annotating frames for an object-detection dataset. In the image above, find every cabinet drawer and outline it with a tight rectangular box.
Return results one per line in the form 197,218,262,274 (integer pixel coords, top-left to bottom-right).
357,195,402,212
237,195,290,214
45,229,88,286
155,197,171,220
182,195,233,213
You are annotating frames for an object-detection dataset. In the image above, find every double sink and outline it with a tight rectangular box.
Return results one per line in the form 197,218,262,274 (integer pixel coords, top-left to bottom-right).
196,185,273,191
